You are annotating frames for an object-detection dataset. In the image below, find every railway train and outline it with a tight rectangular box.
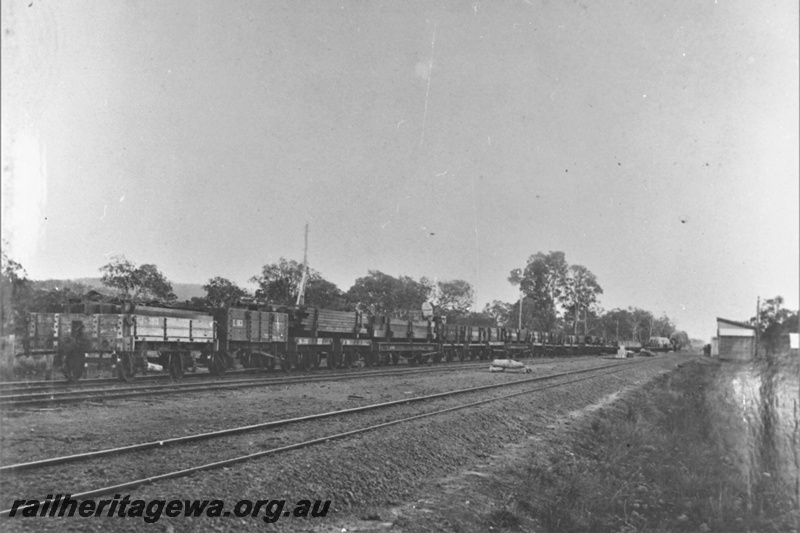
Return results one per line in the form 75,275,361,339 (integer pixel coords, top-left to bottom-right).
22,301,620,382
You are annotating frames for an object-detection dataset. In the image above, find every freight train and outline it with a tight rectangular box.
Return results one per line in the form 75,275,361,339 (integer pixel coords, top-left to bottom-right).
22,302,619,382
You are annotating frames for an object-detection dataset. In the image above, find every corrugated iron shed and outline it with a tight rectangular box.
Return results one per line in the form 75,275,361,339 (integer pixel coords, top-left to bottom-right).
716,317,755,361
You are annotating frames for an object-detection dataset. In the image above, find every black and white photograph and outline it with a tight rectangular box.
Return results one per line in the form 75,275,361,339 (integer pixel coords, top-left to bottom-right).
1,1,798,531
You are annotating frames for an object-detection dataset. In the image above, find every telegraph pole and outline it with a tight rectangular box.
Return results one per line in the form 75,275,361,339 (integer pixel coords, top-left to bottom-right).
755,296,760,358
296,223,309,306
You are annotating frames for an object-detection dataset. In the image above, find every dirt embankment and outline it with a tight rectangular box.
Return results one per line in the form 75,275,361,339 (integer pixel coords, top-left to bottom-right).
388,357,800,533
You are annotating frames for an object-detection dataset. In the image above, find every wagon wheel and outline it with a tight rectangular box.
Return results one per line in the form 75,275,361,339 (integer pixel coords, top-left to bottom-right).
265,354,276,372
340,351,353,369
281,353,294,373
391,352,400,365
248,351,264,370
117,352,134,382
327,351,339,370
432,352,442,364
209,352,227,376
64,350,86,383
300,351,319,372
168,352,185,380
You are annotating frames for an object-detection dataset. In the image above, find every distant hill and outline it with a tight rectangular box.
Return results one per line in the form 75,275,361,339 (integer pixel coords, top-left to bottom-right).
33,278,207,301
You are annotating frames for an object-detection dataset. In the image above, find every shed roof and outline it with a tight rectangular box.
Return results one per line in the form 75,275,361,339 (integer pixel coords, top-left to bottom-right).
716,317,755,330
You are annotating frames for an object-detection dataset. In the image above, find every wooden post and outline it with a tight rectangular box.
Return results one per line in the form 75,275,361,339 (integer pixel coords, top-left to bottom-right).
756,296,760,358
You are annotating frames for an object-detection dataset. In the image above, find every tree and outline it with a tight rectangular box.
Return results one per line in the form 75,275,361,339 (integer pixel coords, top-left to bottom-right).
306,277,350,310
203,277,248,308
597,308,633,342
670,330,690,350
509,251,569,331
482,300,513,326
1,249,29,336
627,307,654,342
751,296,799,356
434,279,474,319
345,271,432,316
250,258,346,308
250,258,304,304
563,264,603,334
99,255,176,302
648,313,675,338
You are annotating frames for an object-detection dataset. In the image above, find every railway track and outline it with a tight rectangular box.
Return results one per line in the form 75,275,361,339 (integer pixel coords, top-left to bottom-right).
0,356,601,408
0,356,668,517
0,355,603,394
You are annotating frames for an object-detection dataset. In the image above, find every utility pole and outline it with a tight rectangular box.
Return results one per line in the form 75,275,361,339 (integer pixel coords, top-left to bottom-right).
296,223,309,306
755,295,760,358
518,286,523,331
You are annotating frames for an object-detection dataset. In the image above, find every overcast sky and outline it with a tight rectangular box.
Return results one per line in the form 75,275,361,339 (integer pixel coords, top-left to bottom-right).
2,0,798,340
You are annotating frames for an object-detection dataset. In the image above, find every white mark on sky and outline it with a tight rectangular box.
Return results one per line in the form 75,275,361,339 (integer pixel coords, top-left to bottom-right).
435,171,448,177
473,3,480,12
487,136,491,145
420,23,438,146
99,205,107,220
381,220,391,229
396,119,406,129
119,196,125,203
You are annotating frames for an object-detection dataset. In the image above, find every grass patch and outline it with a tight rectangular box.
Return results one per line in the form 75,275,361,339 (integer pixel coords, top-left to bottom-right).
505,362,799,532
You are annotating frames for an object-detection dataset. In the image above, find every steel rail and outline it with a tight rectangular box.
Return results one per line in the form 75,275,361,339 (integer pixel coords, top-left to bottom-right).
0,357,665,518
0,358,654,474
0,357,602,408
0,355,602,391
0,361,487,400
0,360,509,408
0,358,507,395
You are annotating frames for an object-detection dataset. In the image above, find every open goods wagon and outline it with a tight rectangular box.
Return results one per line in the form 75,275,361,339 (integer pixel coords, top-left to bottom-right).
25,304,216,381
22,301,619,382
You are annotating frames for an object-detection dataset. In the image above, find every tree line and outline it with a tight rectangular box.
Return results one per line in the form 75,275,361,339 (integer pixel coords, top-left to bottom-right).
0,249,713,348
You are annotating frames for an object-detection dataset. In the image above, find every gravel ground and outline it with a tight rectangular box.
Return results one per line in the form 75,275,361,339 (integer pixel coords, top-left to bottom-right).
0,357,604,465
0,354,683,532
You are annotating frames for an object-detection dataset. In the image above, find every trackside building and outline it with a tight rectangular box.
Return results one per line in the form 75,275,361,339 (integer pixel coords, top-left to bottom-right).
716,317,756,361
